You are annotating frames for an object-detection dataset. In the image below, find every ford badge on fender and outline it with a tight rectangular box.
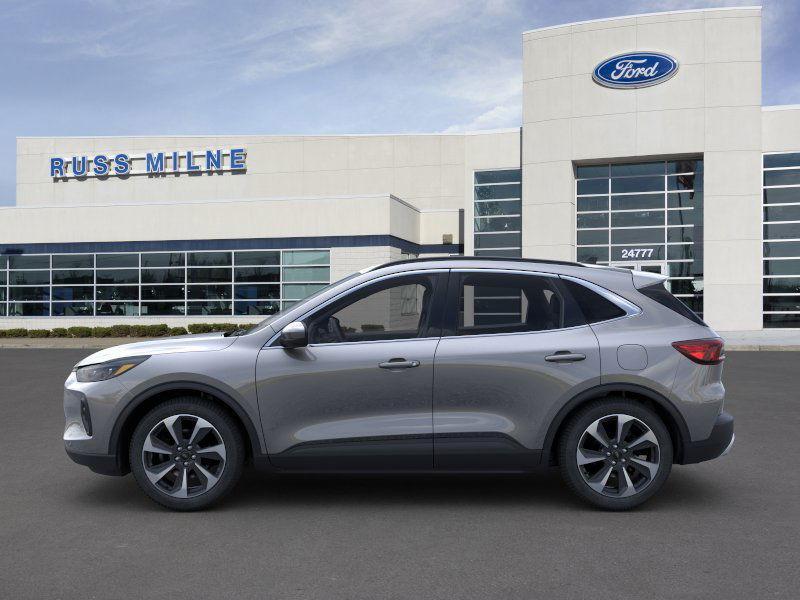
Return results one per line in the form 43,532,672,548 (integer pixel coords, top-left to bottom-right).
593,52,678,89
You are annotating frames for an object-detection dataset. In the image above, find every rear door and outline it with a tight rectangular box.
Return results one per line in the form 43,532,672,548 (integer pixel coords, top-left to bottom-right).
432,269,601,470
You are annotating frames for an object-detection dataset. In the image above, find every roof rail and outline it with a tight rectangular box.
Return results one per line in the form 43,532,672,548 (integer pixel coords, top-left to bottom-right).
378,255,589,269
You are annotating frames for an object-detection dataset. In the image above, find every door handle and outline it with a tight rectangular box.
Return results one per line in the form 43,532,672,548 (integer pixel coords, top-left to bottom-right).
379,358,420,369
545,351,586,363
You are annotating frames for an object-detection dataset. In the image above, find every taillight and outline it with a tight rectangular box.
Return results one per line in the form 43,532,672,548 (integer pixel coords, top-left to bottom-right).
672,338,725,365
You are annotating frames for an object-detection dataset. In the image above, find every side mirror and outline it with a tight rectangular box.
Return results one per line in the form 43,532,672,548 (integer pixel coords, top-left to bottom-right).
279,321,308,348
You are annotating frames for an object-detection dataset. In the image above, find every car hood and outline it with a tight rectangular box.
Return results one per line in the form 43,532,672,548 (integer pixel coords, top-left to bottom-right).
75,333,237,367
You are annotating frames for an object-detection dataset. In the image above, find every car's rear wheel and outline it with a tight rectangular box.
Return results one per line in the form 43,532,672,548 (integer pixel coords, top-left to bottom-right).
130,397,244,511
558,398,673,510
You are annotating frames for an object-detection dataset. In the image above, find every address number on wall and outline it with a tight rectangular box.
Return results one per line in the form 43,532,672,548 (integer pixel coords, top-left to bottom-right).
620,248,655,259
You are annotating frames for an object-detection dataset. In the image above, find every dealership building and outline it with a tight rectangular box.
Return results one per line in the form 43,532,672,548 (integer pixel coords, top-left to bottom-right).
2,6,799,331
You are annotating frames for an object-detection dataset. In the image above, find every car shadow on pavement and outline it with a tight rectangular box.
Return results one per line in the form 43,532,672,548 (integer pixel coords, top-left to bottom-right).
68,465,726,513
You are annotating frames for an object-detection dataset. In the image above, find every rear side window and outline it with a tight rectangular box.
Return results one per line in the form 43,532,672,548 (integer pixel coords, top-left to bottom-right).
639,281,706,326
560,279,627,323
450,272,584,336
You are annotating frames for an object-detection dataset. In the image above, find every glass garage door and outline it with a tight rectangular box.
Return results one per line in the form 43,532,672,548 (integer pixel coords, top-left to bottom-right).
474,169,522,258
763,152,800,328
575,159,704,316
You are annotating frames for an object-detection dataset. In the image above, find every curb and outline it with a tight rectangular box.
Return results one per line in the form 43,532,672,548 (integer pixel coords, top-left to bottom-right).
725,345,800,352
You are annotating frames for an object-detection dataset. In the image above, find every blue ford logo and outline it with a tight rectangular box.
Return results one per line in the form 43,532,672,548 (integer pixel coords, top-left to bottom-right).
593,52,678,89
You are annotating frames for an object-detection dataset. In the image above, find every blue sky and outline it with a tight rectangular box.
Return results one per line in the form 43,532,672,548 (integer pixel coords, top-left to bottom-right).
1,0,798,206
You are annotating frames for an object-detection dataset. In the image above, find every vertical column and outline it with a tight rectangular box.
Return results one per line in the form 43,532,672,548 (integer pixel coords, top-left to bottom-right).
701,13,762,331
521,28,577,261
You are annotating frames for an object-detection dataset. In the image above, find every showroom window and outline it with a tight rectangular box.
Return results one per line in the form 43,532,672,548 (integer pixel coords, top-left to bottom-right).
763,152,800,328
1,249,330,317
575,159,704,316
474,169,522,258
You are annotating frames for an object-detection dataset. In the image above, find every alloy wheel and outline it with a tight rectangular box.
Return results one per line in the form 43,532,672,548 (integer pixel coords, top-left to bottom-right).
141,414,227,498
576,413,660,498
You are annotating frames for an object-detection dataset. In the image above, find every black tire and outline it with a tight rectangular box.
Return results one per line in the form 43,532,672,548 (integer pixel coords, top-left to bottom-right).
558,398,673,510
130,397,245,511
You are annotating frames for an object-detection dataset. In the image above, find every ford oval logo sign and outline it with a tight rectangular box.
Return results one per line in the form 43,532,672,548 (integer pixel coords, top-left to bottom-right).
593,52,679,89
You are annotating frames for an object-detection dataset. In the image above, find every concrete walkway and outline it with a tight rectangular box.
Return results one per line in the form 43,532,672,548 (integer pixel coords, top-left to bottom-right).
0,331,798,350
717,330,800,351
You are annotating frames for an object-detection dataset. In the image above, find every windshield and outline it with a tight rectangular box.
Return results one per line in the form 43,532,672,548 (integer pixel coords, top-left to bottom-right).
243,272,363,335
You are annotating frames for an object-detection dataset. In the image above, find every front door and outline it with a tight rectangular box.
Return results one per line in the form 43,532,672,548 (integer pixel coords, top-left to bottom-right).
255,271,447,471
432,270,602,470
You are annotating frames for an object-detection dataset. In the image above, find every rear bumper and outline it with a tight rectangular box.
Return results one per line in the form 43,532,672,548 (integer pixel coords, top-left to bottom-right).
680,411,734,464
65,448,126,476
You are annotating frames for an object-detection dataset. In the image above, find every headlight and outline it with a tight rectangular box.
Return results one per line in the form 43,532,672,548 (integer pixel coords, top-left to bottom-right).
75,356,149,382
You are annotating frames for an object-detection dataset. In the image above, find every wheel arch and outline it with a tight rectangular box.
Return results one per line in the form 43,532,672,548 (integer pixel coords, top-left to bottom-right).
541,383,690,466
110,381,264,474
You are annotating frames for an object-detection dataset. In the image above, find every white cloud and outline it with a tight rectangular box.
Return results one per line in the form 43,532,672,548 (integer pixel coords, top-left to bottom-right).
236,0,496,82
442,103,521,132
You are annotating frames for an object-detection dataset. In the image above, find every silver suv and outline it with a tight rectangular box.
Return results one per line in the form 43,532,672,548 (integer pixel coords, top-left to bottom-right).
64,258,733,511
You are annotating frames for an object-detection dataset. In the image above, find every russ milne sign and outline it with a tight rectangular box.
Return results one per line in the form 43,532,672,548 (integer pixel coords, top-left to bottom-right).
593,52,678,89
50,148,246,179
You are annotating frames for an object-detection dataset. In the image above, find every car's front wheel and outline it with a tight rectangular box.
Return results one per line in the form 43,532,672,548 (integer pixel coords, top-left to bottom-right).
558,398,673,510
130,397,245,510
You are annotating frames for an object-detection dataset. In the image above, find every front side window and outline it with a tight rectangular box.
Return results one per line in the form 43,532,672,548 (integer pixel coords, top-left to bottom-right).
451,272,583,336
309,276,436,344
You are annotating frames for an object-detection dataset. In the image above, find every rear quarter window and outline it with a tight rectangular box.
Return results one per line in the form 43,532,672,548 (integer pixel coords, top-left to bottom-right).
638,281,706,326
560,279,627,324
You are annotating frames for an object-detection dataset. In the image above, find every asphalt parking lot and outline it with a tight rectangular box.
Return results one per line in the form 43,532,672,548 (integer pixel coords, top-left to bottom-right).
1,349,798,599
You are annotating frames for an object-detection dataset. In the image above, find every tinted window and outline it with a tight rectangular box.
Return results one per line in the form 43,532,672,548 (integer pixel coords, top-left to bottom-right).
142,268,185,283
309,276,435,344
234,251,279,266
611,194,663,210
95,286,138,301
577,213,609,229
9,271,50,285
96,269,138,284
53,286,94,301
187,285,232,300
452,272,582,336
474,200,521,216
763,187,800,204
141,253,185,268
96,254,137,268
764,170,800,187
638,281,706,326
283,250,328,266
474,170,521,184
764,153,800,168
9,255,48,269
52,254,93,269
561,279,626,324
474,184,521,200
52,270,93,284
10,287,50,301
611,176,663,194
188,252,231,266
577,247,609,263
575,165,608,178
187,268,231,283
577,179,608,195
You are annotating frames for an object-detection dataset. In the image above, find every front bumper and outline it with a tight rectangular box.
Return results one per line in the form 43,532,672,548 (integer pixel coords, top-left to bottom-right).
65,448,125,476
63,372,130,475
680,411,734,464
